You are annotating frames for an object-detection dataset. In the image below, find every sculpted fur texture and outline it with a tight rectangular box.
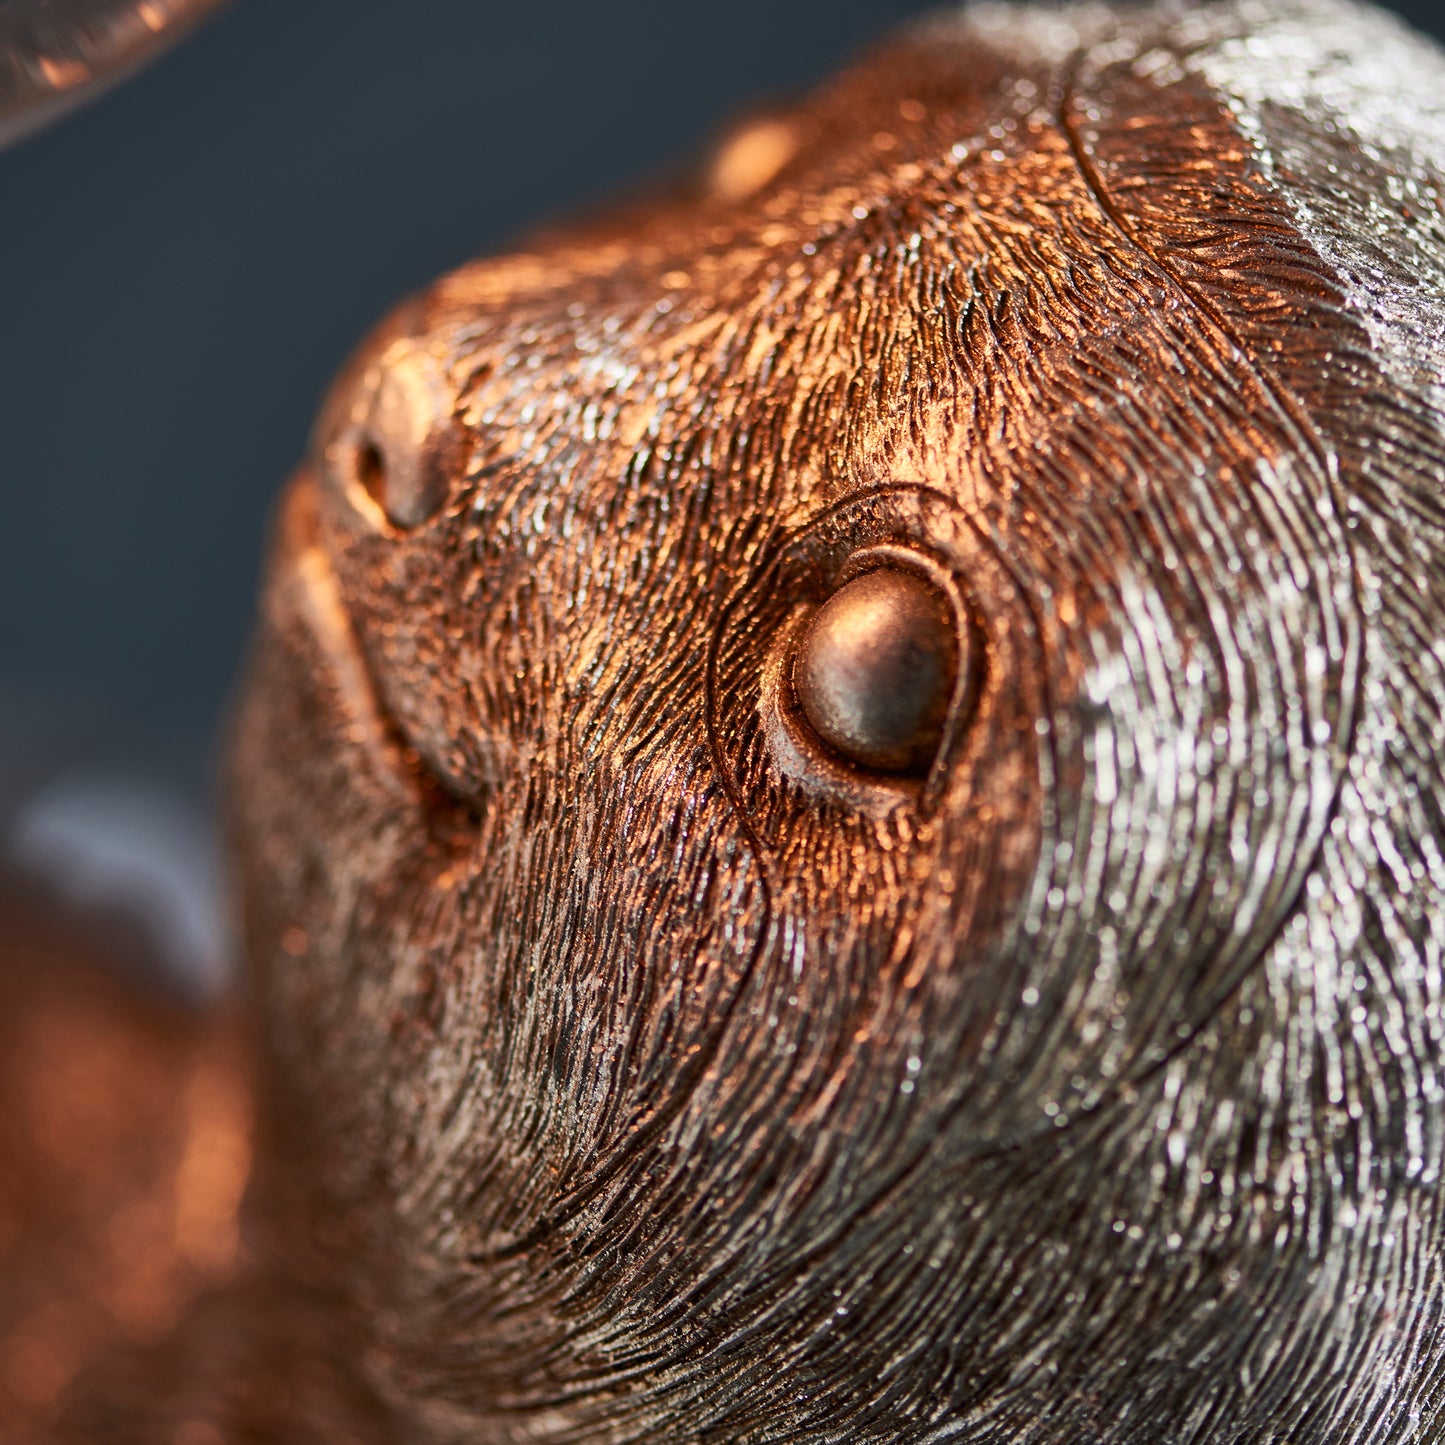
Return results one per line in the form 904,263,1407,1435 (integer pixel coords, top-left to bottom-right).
29,0,1445,1440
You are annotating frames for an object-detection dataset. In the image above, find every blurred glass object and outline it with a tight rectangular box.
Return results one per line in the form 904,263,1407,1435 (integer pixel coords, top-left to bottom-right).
0,0,227,147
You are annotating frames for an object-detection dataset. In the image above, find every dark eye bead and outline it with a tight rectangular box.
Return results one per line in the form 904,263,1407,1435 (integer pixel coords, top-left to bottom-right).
793,568,960,775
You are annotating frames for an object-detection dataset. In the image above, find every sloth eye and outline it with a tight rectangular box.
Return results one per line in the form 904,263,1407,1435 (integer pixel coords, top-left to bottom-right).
792,568,960,775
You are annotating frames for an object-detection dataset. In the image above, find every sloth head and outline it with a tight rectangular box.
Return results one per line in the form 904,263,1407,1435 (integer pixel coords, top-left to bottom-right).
232,1,1445,1439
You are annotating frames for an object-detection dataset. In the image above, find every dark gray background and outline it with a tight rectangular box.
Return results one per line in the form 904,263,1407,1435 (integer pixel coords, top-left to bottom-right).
3,0,1443,811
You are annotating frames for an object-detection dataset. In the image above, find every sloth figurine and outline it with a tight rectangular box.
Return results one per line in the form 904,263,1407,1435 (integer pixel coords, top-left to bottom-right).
9,0,1445,1440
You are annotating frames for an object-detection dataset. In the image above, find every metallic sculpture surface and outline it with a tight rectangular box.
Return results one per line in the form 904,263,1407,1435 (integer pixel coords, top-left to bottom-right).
0,0,227,148
22,0,1445,1439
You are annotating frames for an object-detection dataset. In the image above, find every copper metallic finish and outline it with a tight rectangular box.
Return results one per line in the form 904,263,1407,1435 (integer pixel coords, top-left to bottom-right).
0,0,228,148
321,337,466,533
22,0,1445,1438
794,568,960,774
0,891,250,1445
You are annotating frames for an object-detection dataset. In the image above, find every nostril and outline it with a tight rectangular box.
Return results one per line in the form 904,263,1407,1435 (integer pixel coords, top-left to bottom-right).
353,434,389,509
322,341,462,533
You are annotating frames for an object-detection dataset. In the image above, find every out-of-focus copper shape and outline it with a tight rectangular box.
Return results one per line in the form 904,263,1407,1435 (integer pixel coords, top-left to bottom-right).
0,888,249,1444
0,0,227,148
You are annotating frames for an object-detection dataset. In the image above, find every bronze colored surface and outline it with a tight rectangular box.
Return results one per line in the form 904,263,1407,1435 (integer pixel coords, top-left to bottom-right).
794,568,961,774
19,0,1445,1438
0,889,250,1444
0,0,229,148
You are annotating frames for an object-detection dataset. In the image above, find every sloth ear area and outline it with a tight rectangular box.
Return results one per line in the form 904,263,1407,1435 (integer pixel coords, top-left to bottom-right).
705,107,803,203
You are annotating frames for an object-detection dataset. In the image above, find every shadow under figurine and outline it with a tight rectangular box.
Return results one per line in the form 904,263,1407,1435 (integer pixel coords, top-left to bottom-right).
16,0,1445,1438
